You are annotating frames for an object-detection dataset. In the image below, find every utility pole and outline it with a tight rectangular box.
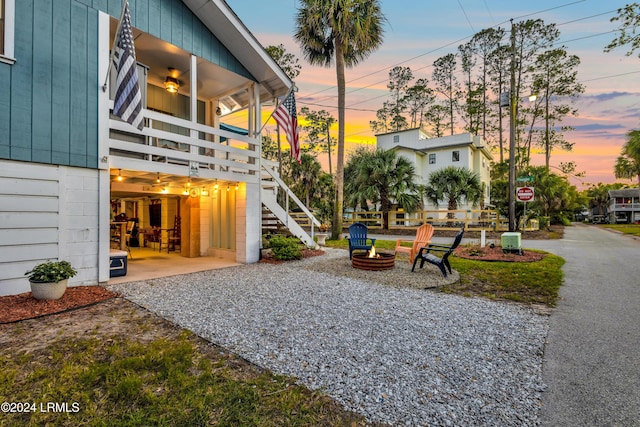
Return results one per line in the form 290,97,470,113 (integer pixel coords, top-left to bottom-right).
508,19,517,232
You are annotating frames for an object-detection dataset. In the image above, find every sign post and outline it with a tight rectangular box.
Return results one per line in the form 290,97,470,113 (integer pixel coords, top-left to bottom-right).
516,187,534,232
516,186,534,202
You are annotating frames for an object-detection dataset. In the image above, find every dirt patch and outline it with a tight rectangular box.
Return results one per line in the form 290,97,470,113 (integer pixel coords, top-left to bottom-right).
455,245,545,262
0,286,118,324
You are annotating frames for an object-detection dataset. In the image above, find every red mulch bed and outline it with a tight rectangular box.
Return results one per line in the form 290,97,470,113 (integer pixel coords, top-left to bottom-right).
0,286,118,324
455,245,545,262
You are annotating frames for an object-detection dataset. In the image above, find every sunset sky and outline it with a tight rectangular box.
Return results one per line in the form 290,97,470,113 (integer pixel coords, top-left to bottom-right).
225,0,640,189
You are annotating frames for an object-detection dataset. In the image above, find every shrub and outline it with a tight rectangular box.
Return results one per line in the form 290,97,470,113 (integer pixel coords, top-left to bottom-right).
25,261,77,283
269,236,302,261
537,216,550,230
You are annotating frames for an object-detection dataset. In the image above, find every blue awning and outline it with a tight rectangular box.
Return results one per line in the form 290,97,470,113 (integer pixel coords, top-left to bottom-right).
220,123,248,136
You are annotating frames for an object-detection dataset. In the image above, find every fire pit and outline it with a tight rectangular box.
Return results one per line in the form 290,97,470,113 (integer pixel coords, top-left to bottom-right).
352,247,395,271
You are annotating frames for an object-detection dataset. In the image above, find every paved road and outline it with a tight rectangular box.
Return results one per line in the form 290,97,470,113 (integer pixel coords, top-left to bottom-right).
528,224,640,426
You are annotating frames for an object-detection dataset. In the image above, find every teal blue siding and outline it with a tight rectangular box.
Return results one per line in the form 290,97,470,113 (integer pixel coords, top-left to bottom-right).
92,0,109,13
181,5,193,53
68,2,90,166
32,0,53,164
134,0,150,33
191,17,202,57
2,0,256,169
10,0,34,162
0,64,10,158
148,0,161,34
171,1,182,48
86,12,99,167
52,0,72,165
159,0,171,42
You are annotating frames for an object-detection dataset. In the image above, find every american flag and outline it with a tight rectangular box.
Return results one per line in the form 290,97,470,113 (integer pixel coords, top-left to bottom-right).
113,1,144,131
273,91,300,163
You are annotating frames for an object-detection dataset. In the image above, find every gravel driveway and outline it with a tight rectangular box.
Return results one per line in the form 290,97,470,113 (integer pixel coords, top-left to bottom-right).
108,248,548,426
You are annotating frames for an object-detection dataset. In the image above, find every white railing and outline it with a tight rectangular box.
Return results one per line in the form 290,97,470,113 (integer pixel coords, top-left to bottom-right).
108,108,260,182
261,160,321,234
610,202,640,211
341,209,536,231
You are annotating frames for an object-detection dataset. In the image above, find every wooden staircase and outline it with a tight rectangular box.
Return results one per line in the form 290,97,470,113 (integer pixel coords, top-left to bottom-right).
261,161,321,248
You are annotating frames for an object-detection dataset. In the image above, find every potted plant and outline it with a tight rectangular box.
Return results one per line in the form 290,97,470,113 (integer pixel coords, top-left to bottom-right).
316,223,330,246
25,260,77,300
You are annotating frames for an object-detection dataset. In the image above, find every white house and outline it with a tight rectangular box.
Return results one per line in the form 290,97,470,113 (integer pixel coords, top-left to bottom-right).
376,128,493,210
608,188,640,224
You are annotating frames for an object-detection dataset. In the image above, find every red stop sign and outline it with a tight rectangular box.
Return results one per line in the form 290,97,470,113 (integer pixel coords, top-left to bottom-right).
516,187,534,202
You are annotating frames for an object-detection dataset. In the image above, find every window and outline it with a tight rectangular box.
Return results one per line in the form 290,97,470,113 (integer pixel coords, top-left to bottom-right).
0,0,15,63
429,153,436,164
452,150,460,162
393,135,399,143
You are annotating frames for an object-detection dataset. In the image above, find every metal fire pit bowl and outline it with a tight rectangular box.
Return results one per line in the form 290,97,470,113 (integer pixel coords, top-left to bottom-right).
351,252,395,271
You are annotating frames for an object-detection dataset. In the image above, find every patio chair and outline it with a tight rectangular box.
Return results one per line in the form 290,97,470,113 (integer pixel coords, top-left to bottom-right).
347,222,376,259
411,228,464,277
394,224,434,264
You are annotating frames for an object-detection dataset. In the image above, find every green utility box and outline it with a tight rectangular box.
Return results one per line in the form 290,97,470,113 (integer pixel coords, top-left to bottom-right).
501,232,522,255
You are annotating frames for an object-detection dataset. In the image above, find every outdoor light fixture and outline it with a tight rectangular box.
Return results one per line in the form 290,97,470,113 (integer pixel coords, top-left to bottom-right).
235,183,239,191
227,185,230,192
117,169,123,182
164,76,180,93
187,178,191,187
214,181,219,191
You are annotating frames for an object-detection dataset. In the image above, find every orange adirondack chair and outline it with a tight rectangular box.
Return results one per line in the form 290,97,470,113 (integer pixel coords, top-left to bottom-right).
394,224,434,263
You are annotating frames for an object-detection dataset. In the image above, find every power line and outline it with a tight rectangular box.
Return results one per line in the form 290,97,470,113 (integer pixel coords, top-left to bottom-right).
581,70,640,83
302,0,591,102
298,6,633,116
457,0,476,34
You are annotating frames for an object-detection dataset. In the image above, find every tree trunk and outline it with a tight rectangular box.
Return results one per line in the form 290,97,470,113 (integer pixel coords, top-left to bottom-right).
380,194,391,230
545,93,551,171
327,123,333,176
331,40,346,240
447,199,457,219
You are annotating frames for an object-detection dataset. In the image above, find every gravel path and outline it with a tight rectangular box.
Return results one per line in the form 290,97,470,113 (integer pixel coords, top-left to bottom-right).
108,248,548,426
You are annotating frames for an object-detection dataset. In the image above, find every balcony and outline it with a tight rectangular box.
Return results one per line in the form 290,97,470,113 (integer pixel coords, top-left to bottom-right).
108,107,260,184
609,202,640,212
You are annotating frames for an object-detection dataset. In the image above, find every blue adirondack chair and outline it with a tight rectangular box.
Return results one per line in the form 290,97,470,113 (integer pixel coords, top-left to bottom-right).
347,222,376,259
411,228,464,277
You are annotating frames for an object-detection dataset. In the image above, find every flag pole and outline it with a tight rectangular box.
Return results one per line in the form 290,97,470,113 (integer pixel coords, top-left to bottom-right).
102,0,129,92
256,84,296,136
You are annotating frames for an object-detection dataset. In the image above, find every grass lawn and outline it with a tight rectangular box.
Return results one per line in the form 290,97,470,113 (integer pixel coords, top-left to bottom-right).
1,303,374,427
446,251,564,307
326,237,564,307
600,223,640,237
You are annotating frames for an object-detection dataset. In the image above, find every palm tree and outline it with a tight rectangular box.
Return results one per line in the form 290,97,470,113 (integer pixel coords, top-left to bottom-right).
345,148,420,229
288,153,322,207
614,130,640,186
586,183,612,217
295,0,386,240
423,166,483,218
